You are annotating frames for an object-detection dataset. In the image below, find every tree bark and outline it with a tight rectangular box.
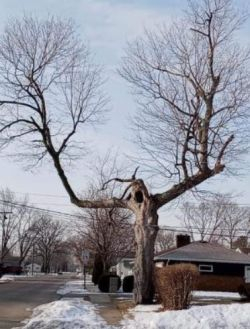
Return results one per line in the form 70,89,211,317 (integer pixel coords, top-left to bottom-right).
133,199,159,304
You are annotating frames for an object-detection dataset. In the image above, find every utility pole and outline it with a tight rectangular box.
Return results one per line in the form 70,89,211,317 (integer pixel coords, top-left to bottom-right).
0,212,12,263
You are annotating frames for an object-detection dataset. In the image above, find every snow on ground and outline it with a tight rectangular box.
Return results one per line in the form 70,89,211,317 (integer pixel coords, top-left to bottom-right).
18,298,112,329
121,303,250,329
0,274,16,282
15,297,250,329
57,281,87,295
192,290,241,300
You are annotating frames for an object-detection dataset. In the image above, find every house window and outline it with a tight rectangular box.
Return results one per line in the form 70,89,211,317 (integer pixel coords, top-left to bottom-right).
199,264,213,273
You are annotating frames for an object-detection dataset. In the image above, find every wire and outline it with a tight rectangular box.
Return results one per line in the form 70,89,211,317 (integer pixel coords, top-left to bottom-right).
0,198,248,239
13,191,69,199
156,226,250,239
5,190,250,207
0,199,81,220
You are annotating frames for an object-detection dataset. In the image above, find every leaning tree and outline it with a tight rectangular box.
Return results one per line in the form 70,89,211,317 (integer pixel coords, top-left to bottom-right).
0,0,250,303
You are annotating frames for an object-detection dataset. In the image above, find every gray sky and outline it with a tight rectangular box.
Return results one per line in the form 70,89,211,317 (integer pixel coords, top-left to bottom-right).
0,0,250,225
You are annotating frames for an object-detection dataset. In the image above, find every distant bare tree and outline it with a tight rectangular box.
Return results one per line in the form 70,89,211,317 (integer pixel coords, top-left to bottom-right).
77,207,134,274
182,195,250,247
35,216,64,273
67,235,92,272
182,195,226,242
155,231,175,252
220,202,250,248
0,188,39,263
0,189,19,261
0,2,250,303
15,210,41,266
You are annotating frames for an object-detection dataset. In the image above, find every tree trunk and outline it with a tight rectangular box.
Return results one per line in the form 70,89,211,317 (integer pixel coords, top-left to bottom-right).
133,207,158,304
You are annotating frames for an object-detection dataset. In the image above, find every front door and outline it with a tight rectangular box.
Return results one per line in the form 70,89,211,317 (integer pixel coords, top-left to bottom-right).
245,266,250,283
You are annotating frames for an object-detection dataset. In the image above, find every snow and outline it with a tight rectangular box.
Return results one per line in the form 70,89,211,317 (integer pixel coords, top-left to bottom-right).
192,290,241,300
15,278,250,329
15,288,250,329
121,303,250,329
57,281,87,295
16,297,250,329
0,274,15,282
18,298,112,329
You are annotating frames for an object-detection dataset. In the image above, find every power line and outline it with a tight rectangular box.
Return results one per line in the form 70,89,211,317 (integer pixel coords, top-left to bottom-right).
0,198,249,238
158,225,250,233
5,190,250,207
156,226,250,239
13,191,69,199
0,199,81,220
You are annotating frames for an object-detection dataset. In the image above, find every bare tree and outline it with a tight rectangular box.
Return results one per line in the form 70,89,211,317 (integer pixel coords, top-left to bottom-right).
35,216,64,273
0,188,42,265
0,2,249,303
220,202,250,248
67,235,92,273
15,210,41,266
182,196,250,247
0,188,37,262
0,189,19,261
155,230,175,252
182,195,226,242
77,207,134,274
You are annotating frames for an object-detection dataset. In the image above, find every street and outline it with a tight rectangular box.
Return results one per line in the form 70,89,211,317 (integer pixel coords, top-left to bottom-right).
0,275,72,329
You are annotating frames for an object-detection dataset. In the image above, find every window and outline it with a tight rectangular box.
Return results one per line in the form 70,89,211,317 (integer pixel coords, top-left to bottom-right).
199,264,213,273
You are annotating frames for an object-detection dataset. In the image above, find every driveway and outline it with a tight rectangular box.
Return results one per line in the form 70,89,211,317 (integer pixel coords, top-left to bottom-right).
0,275,73,329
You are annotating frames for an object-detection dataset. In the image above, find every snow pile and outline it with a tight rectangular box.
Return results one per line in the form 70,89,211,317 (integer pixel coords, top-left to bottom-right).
57,281,87,295
19,299,110,329
121,303,250,329
0,274,15,282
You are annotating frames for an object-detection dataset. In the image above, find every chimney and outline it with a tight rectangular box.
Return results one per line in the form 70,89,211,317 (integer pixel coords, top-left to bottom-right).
176,234,190,248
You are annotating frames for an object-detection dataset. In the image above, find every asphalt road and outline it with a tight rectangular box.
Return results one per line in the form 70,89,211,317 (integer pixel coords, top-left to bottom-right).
0,275,71,329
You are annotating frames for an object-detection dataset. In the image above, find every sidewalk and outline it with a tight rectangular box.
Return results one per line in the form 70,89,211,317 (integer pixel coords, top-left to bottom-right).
82,280,133,326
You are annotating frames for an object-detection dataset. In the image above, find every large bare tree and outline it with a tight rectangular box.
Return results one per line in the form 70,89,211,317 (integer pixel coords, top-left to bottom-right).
0,1,249,303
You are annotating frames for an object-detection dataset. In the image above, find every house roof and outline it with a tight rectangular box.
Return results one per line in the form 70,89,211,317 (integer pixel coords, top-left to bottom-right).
154,241,250,264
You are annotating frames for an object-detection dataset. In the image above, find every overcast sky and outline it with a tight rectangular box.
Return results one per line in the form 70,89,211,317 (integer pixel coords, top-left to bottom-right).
0,0,250,225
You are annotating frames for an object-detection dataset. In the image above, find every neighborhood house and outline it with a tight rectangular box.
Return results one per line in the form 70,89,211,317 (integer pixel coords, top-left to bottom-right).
154,235,250,293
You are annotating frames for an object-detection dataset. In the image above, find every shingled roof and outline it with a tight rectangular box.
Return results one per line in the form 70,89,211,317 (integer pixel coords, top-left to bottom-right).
154,241,250,264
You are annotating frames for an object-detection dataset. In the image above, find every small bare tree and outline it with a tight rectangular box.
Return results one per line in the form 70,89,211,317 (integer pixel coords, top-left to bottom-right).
220,202,250,248
182,196,250,247
35,215,64,273
0,188,38,263
0,1,249,303
77,207,134,274
15,210,41,266
155,230,175,252
67,235,91,273
182,195,227,242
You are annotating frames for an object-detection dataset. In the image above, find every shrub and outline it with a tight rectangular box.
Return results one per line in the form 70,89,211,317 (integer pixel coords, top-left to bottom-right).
123,275,134,292
98,273,121,292
154,264,199,310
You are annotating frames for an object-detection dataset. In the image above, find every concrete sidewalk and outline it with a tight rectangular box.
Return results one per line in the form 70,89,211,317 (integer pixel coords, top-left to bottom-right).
83,282,133,326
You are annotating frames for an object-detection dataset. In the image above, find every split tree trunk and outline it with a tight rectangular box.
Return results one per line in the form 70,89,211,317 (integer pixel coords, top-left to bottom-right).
133,207,159,304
